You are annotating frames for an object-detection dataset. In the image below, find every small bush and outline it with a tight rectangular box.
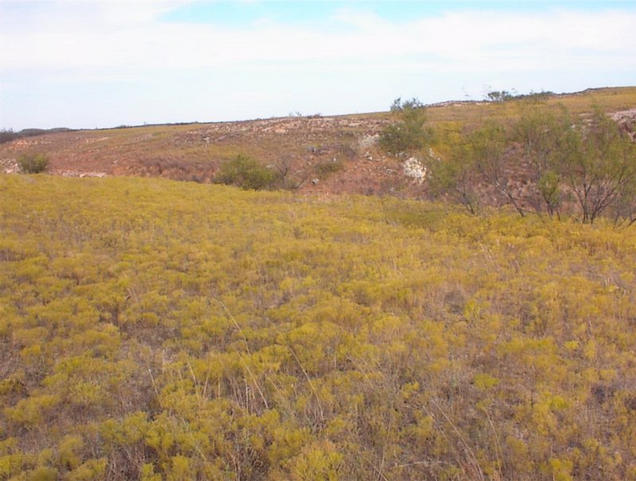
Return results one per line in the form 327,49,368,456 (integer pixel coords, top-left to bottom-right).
18,153,49,174
214,154,279,190
486,90,515,102
379,97,431,155
313,159,344,178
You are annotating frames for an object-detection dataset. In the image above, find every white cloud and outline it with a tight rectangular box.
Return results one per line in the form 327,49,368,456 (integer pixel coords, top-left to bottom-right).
1,1,635,128
1,3,634,75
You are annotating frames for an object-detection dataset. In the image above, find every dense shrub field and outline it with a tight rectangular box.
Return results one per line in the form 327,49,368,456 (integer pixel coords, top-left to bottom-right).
0,175,634,480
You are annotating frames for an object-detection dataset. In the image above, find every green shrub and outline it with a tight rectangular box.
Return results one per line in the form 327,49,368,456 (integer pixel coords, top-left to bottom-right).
379,97,431,155
313,159,344,178
214,154,279,190
486,90,515,102
18,153,49,174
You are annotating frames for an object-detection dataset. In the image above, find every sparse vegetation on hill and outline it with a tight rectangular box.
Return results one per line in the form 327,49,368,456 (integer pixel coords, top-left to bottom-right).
381,98,636,224
1,87,634,205
1,175,634,481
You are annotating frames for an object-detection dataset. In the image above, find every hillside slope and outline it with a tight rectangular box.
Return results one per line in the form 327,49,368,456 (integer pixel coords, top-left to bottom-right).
1,87,635,198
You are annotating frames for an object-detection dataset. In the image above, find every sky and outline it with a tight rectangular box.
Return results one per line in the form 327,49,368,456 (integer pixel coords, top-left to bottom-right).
1,0,635,130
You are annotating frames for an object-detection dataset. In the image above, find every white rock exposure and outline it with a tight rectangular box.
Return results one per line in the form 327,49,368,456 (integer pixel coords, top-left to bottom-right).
403,157,427,183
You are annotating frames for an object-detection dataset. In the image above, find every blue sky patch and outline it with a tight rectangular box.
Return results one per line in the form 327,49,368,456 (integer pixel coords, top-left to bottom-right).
161,0,636,26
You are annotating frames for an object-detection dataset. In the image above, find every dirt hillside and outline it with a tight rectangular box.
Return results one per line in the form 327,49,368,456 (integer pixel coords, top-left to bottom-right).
1,87,635,198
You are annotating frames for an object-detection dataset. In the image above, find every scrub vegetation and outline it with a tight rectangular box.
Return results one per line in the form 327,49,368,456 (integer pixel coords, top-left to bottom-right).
1,175,634,481
382,97,636,224
2,87,634,200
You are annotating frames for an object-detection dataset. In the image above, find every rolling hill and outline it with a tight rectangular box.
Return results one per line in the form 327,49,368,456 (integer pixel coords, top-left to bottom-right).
2,87,635,199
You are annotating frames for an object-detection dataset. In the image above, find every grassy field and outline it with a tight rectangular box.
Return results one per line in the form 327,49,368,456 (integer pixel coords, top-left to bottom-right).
1,174,634,480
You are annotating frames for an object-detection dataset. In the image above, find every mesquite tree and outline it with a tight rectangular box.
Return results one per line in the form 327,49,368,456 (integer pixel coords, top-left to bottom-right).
559,109,636,224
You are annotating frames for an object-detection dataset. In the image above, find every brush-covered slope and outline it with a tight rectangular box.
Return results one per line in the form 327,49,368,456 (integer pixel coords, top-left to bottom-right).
1,87,635,198
1,175,634,480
